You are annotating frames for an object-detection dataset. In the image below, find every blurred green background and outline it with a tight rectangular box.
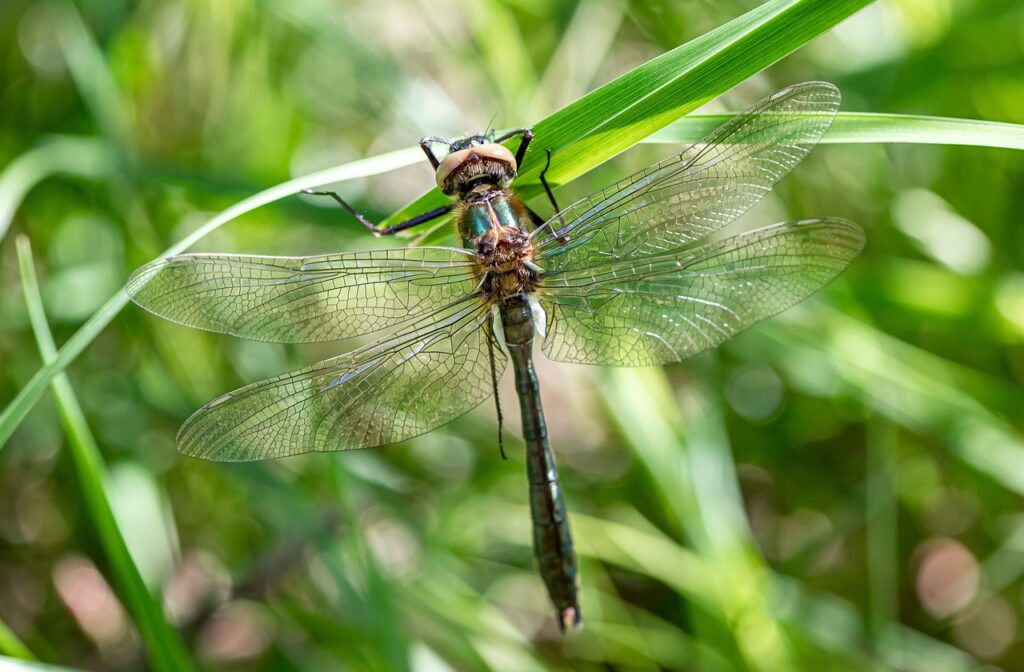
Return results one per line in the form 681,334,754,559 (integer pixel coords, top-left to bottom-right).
2,0,1024,670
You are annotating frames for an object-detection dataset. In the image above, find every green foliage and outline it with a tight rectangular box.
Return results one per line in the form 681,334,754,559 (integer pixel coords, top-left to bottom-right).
650,112,1024,151
0,657,85,672
1,0,1024,670
16,237,193,671
0,619,34,661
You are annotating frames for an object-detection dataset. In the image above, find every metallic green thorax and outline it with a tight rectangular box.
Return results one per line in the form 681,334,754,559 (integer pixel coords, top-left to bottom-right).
463,197,520,239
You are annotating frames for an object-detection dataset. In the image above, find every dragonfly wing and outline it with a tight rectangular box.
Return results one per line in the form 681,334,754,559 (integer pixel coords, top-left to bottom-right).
177,299,502,460
537,218,864,366
126,247,479,343
533,82,841,267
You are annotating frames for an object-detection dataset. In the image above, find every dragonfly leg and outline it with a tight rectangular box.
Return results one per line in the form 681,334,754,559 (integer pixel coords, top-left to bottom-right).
527,206,572,246
525,207,547,232
494,128,533,167
537,149,571,244
419,136,450,170
303,190,452,236
539,148,561,214
485,323,507,461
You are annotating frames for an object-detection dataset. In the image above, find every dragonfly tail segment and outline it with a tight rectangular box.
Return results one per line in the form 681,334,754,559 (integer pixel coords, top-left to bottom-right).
499,292,582,632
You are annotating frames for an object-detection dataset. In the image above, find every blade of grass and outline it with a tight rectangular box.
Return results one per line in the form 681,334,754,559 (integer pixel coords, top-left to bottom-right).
0,146,420,451
753,309,1024,494
0,136,115,242
50,1,132,154
0,659,86,672
771,577,977,672
388,0,877,243
599,368,794,671
646,112,1024,150
15,237,194,672
0,620,33,662
866,421,900,660
495,502,959,668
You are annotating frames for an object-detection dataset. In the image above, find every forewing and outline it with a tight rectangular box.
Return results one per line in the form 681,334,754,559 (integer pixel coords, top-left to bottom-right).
176,299,502,460
126,247,479,343
533,82,841,267
537,218,864,366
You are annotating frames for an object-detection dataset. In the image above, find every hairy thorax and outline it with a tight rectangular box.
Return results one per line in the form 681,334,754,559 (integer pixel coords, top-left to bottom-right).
475,225,540,301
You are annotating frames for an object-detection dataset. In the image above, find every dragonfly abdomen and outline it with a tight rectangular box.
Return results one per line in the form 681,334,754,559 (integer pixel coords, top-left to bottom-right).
500,294,581,631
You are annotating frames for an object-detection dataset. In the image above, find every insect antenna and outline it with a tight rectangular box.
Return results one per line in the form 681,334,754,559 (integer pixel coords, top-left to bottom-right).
484,111,499,139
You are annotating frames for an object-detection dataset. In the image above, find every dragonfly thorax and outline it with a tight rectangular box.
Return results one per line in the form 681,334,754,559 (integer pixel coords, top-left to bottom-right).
454,187,538,300
476,223,539,300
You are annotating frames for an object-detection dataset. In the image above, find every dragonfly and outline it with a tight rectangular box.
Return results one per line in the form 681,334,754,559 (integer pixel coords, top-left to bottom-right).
127,81,864,632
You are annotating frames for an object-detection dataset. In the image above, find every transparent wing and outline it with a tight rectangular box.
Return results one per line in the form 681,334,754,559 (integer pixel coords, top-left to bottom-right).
533,82,841,267
536,218,864,366
177,298,502,460
126,247,479,343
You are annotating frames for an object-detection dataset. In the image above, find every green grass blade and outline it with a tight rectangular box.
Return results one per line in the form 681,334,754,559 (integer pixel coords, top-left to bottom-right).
0,620,34,662
866,421,900,651
751,309,1024,493
599,368,794,670
646,112,1024,150
386,0,876,240
0,658,87,672
0,147,420,451
0,136,115,242
51,2,132,155
15,237,195,672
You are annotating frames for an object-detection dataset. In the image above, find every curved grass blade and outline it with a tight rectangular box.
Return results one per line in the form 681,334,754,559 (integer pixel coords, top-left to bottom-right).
0,619,33,662
0,658,88,672
0,136,115,243
0,147,420,451
15,237,195,672
646,112,1024,151
389,0,877,244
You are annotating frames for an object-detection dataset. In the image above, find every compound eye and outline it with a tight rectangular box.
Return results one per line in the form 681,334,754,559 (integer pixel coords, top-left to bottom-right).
473,143,517,171
435,148,473,192
434,143,517,192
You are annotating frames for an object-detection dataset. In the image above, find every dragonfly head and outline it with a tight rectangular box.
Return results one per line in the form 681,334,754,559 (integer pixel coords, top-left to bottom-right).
433,134,517,196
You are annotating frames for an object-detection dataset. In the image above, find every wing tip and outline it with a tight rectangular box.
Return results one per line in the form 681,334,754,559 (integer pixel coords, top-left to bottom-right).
787,80,842,105
175,425,265,463
124,257,171,300
792,217,866,258
126,254,216,300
